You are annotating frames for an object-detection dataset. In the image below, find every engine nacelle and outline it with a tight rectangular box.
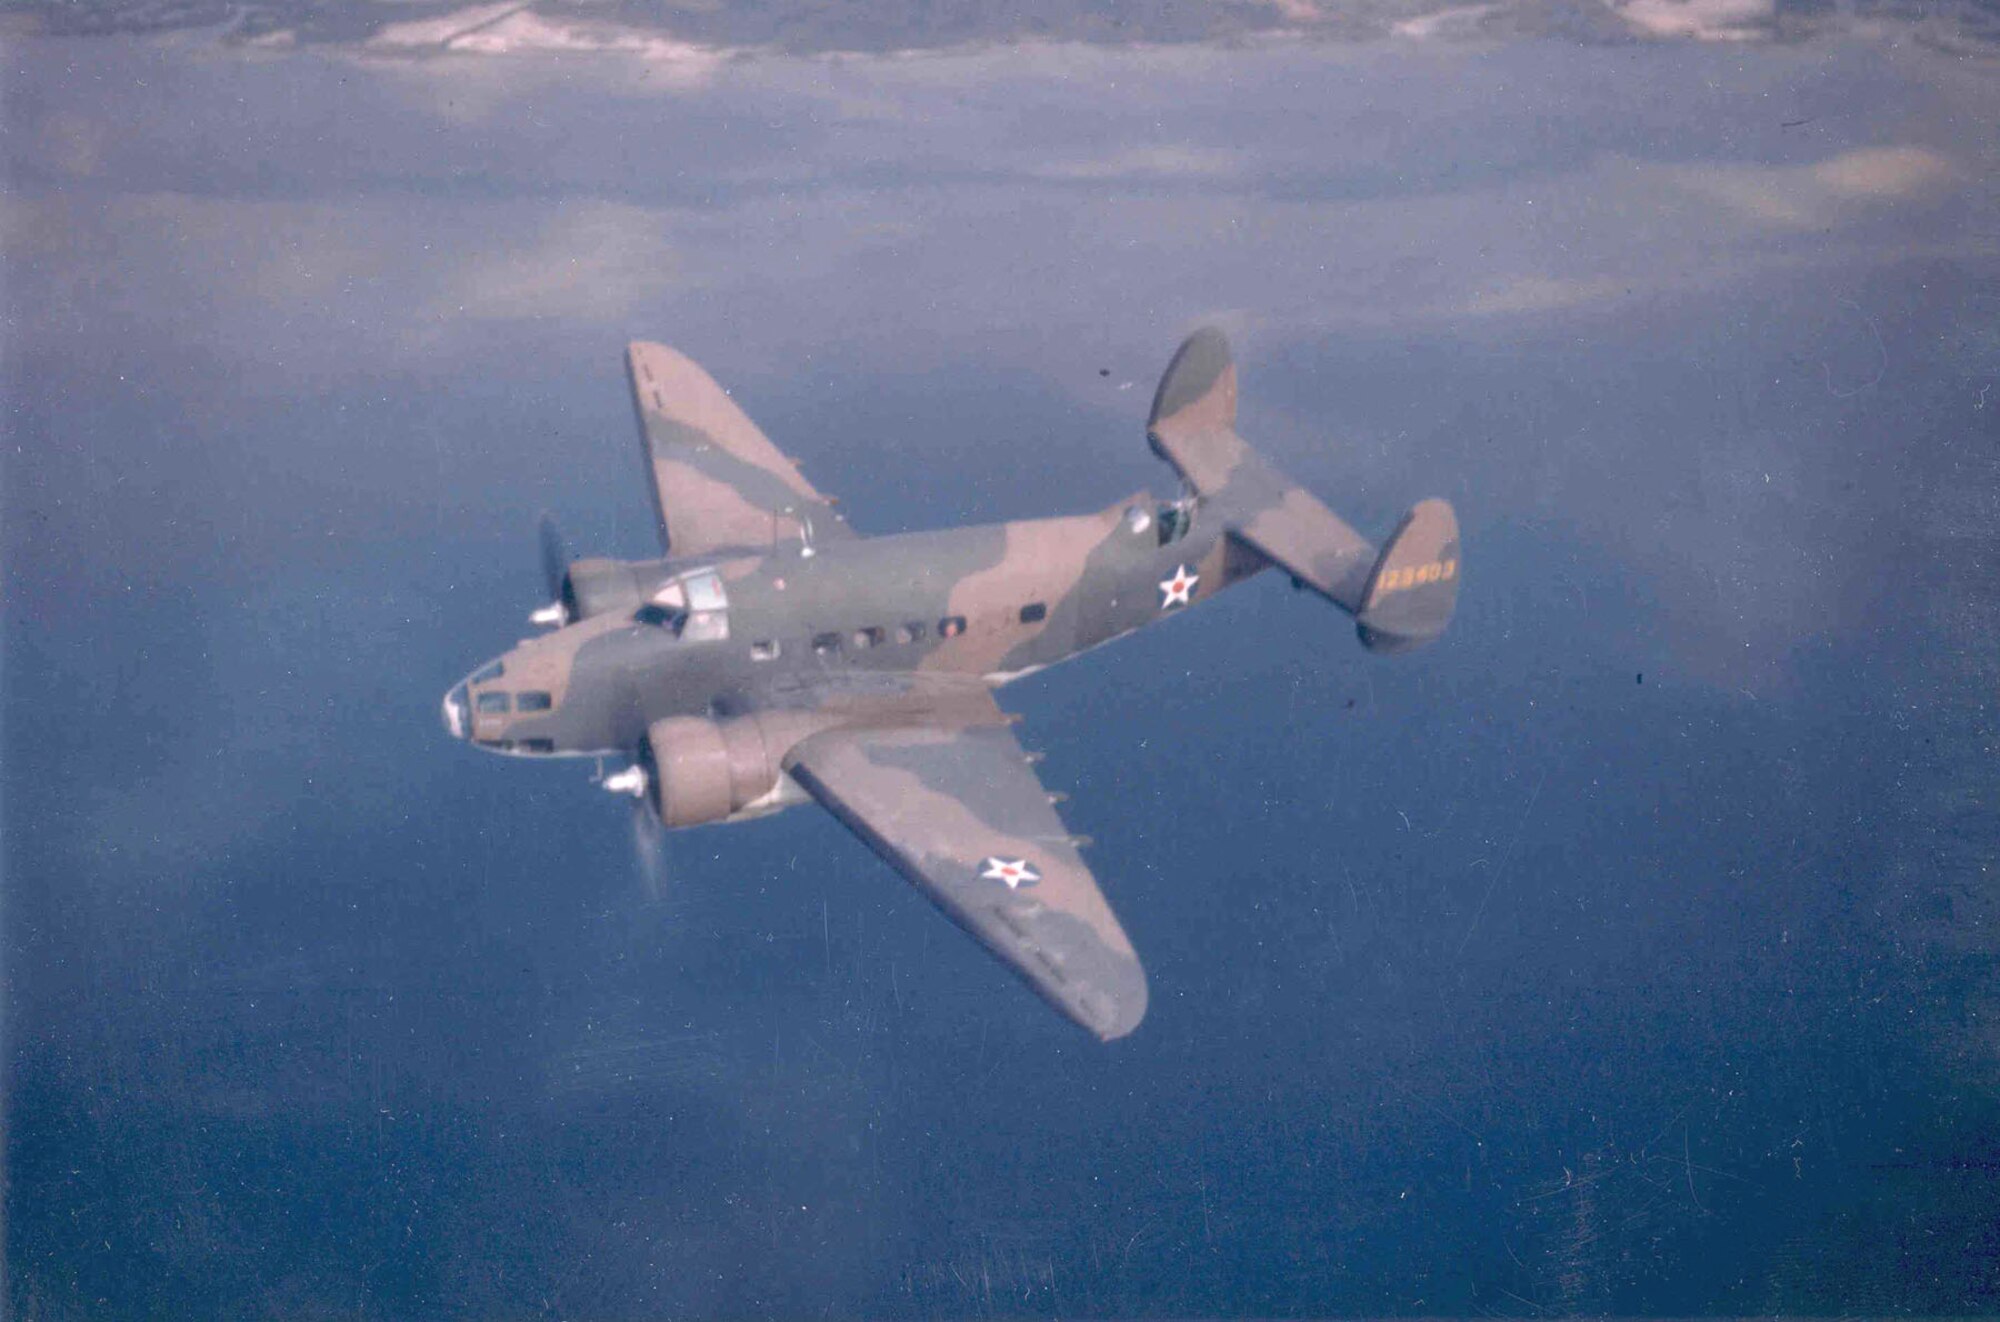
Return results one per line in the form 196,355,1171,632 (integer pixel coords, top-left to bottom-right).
643,715,784,828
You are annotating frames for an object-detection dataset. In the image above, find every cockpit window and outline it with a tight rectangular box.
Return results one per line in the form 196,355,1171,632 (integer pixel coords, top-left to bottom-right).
635,603,684,630
681,570,727,613
516,691,552,712
476,691,510,714
472,661,505,683
644,569,729,641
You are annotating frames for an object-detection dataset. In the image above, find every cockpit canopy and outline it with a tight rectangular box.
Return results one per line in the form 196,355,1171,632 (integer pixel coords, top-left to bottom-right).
636,567,730,641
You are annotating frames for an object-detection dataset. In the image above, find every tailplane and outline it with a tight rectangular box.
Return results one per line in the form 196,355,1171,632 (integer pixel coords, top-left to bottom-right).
1147,326,1460,653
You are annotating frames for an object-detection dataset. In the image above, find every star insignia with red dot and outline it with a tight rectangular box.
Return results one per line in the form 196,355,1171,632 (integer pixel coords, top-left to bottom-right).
1159,563,1199,609
980,857,1041,889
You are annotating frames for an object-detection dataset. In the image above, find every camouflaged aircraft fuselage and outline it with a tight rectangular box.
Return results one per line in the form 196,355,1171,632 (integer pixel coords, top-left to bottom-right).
442,328,1461,1041
446,495,1269,764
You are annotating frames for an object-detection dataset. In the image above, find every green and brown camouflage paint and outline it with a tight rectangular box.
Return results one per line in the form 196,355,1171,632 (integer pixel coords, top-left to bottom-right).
443,327,1459,1039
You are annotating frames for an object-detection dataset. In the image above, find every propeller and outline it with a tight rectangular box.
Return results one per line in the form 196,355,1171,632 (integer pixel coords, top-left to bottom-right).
532,511,569,627
597,758,668,902
629,794,670,904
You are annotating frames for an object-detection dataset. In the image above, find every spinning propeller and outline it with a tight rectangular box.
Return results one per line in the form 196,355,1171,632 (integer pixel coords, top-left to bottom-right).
530,511,569,627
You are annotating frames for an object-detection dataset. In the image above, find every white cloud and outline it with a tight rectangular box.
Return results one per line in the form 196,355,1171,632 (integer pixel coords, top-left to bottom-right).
1026,146,1249,183
1668,145,1957,228
1607,0,1775,41
423,201,687,324
367,2,531,50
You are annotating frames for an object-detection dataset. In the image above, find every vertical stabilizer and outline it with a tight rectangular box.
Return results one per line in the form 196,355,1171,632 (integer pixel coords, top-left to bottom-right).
1355,499,1460,653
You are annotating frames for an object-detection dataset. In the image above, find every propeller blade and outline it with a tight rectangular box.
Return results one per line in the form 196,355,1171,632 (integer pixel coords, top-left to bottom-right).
630,795,669,904
537,511,567,605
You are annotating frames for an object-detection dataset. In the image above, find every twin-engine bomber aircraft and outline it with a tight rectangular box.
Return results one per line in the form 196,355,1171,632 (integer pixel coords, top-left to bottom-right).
442,328,1460,1040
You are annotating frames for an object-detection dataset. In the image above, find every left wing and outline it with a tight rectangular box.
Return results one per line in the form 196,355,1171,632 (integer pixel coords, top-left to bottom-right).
783,703,1148,1041
626,341,854,558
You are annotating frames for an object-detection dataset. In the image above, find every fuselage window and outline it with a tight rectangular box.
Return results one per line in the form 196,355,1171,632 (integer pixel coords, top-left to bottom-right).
476,691,510,714
812,631,842,655
1019,602,1048,624
516,691,553,712
1157,499,1195,545
939,615,967,638
751,640,780,661
852,626,885,649
895,621,927,645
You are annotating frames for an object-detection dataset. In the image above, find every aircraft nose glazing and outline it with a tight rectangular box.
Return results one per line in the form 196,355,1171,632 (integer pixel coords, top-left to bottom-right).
441,684,469,740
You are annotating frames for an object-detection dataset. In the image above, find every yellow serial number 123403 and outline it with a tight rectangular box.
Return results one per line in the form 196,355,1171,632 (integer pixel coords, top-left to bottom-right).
1375,558,1458,596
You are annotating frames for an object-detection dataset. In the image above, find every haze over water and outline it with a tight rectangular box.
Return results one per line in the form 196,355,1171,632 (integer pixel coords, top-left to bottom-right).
7,2,2000,1314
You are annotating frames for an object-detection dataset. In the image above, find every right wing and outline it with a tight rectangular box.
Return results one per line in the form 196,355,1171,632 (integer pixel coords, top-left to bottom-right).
626,341,854,558
782,702,1148,1041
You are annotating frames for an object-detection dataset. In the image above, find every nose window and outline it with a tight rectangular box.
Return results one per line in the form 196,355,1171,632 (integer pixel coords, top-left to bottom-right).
476,692,510,714
516,691,553,712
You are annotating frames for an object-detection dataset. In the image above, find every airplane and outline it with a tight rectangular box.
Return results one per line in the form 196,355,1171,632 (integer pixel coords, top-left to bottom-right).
441,327,1460,1041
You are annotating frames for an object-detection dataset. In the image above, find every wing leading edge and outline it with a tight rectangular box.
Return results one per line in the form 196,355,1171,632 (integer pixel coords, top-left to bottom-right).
626,341,854,558
783,705,1148,1041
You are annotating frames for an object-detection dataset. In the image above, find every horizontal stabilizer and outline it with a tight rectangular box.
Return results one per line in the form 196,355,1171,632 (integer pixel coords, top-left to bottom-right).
1355,498,1460,653
1218,450,1379,611
1148,328,1379,609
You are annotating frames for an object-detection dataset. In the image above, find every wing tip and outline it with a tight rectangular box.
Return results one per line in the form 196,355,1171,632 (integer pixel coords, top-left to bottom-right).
1078,969,1149,1042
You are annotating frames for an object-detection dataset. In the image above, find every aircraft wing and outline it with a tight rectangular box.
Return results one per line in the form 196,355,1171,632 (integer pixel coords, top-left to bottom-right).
782,700,1148,1041
626,341,854,558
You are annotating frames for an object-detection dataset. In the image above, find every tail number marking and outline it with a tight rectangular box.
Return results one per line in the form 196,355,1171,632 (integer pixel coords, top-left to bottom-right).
1375,558,1457,596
